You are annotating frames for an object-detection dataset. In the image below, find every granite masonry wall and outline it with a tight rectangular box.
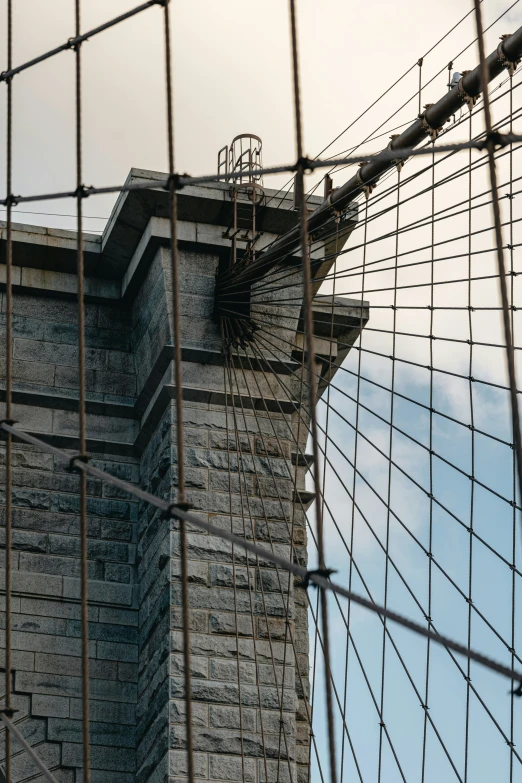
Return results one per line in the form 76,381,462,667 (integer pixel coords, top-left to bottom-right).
0,175,361,783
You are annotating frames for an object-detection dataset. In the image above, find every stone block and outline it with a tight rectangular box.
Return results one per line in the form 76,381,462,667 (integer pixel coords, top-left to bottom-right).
209,659,256,685
209,705,256,732
169,750,208,778
105,563,132,583
208,564,251,590
48,717,136,748
70,698,135,725
97,641,138,663
209,753,256,782
32,693,70,718
169,699,208,727
9,741,61,781
170,653,209,680
62,742,136,771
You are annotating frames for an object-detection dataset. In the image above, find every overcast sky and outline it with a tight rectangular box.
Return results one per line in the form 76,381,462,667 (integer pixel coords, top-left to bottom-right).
0,0,521,229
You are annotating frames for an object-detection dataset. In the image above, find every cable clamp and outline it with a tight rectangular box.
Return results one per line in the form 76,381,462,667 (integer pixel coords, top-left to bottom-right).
4,194,19,208
67,453,91,473
457,71,478,112
387,135,405,171
74,184,91,200
296,156,313,174
164,501,194,519
66,37,80,52
325,193,344,222
355,164,365,185
480,130,509,151
355,162,375,198
0,708,18,718
419,105,443,141
0,419,17,429
166,173,187,192
511,682,522,697
298,567,337,590
498,34,521,77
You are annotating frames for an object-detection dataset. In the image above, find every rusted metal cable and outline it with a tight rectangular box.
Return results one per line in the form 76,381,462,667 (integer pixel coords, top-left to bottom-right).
287,3,337,781
239,340,365,782
0,1,163,82
473,0,522,549
226,315,522,523
73,3,90,780
245,333,520,769
248,329,522,767
251,326,522,667
162,3,193,779
221,331,247,783
2,421,522,683
4,134,522,209
4,2,13,781
222,324,270,783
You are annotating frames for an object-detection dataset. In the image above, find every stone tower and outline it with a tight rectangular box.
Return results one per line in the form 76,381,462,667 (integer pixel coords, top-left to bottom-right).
0,168,366,782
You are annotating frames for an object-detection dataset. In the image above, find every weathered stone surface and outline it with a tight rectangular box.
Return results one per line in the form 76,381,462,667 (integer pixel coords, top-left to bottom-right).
0,177,336,783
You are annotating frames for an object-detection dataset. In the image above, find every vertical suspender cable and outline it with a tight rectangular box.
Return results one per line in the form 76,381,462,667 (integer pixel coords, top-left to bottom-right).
341,195,369,782
73,3,90,780
508,72,517,775
421,144,435,783
472,0,522,546
378,166,401,783
4,2,13,781
464,111,474,783
287,3,337,783
162,3,194,780
221,338,246,783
